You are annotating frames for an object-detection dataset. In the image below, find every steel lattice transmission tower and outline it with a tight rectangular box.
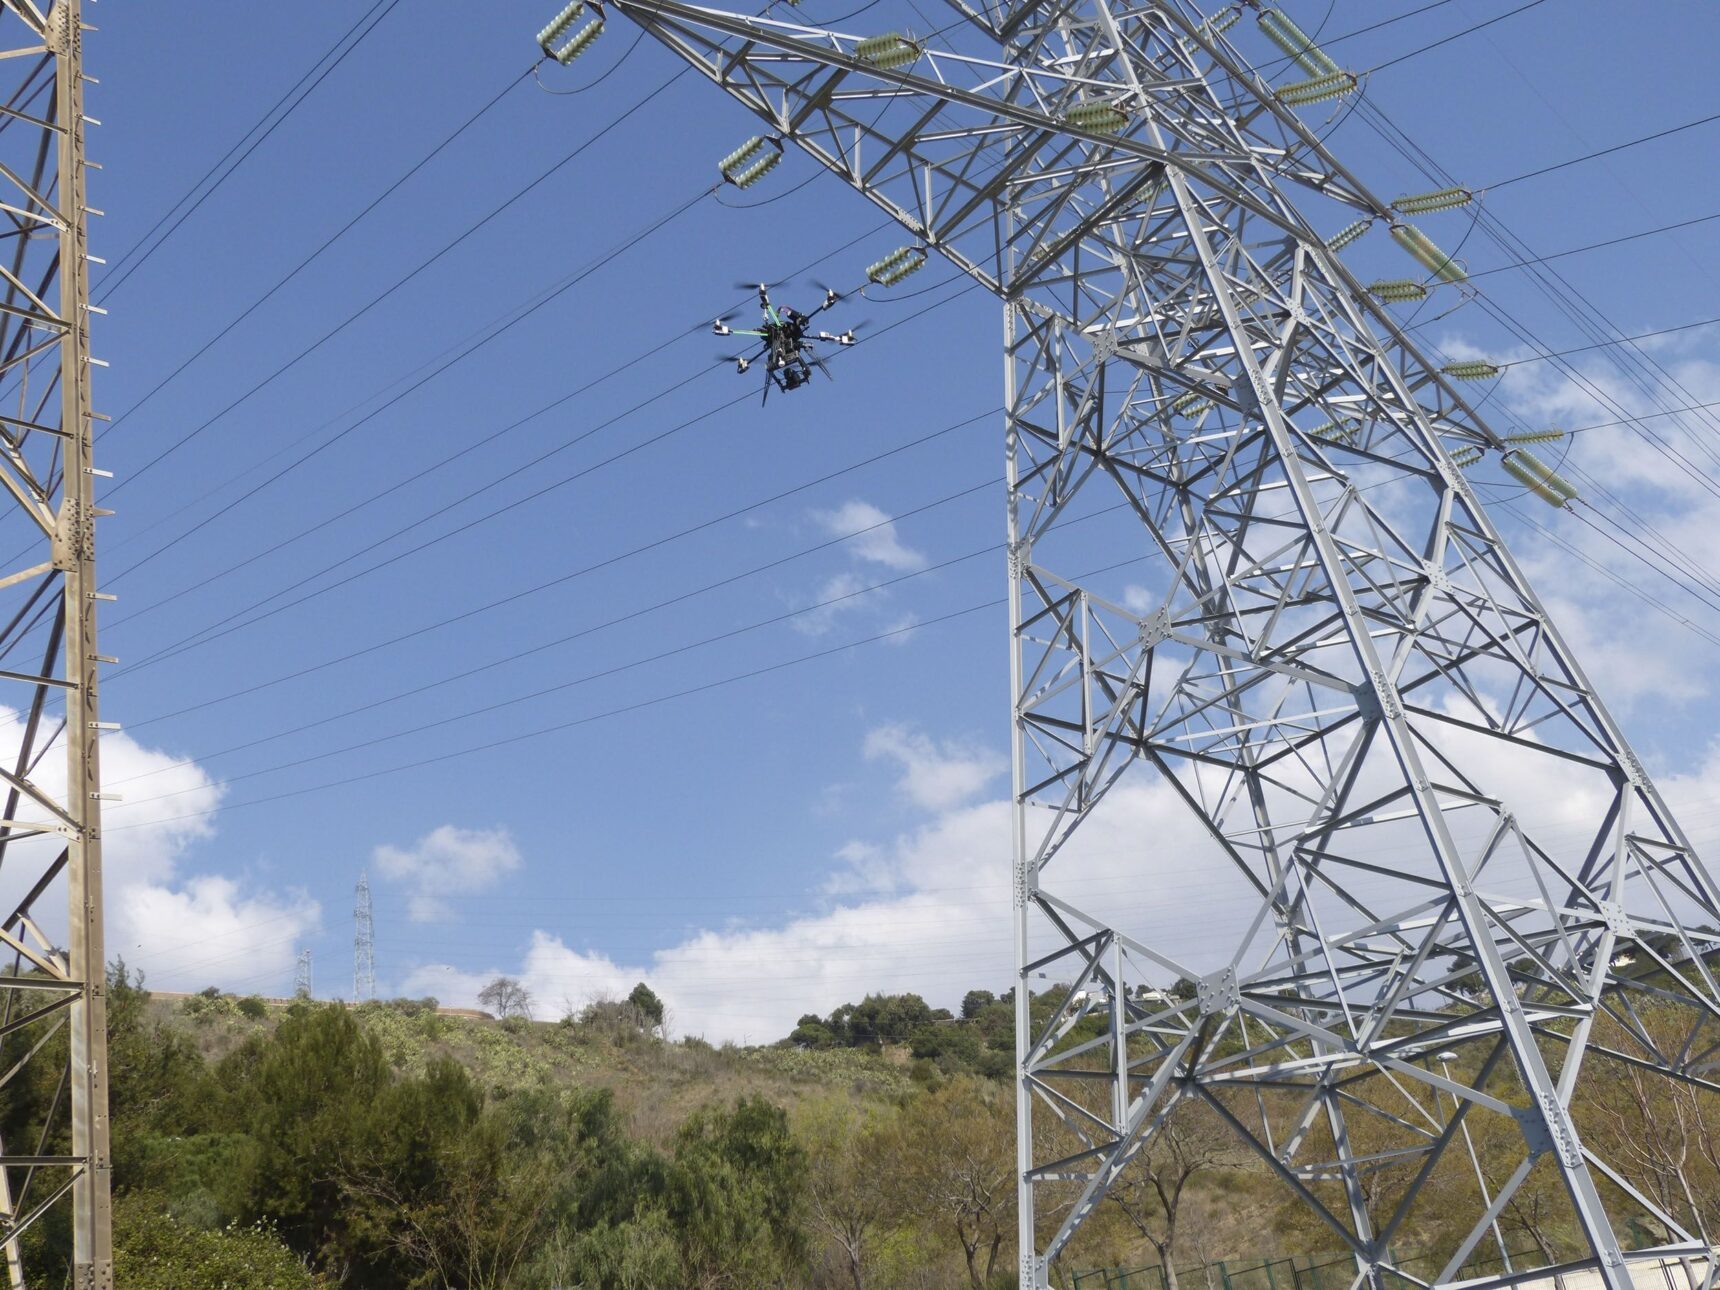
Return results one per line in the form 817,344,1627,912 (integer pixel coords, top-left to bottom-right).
553,1,1720,1285
294,947,313,999
0,0,110,1284
354,872,375,1002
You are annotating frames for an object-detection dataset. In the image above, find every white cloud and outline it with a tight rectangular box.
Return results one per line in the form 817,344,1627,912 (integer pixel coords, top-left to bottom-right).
812,499,926,571
374,824,522,922
405,769,1235,1044
791,570,878,637
1435,326,1720,712
0,710,319,994
864,723,1004,812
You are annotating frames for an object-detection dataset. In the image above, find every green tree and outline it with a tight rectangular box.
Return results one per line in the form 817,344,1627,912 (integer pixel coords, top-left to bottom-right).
898,1078,1015,1289
227,1004,392,1279
342,1067,564,1289
668,1096,807,1286
961,990,997,1019
476,976,532,1019
1102,1097,1234,1290
789,1013,838,1049
796,1097,900,1290
628,982,666,1031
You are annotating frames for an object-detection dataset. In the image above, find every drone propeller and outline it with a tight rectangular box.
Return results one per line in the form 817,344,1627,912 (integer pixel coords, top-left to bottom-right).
816,318,872,346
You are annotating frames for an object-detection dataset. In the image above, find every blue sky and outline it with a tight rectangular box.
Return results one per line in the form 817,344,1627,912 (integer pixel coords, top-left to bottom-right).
65,0,1720,1039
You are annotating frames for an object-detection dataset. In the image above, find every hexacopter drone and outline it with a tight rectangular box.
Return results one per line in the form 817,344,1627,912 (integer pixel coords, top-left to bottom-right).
713,282,856,404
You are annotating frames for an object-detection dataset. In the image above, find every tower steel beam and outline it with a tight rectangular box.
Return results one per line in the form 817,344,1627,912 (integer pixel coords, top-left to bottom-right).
564,1,1720,1285
0,0,110,1284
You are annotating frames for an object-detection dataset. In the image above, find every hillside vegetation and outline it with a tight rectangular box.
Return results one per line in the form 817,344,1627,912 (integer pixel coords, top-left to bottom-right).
7,965,1719,1287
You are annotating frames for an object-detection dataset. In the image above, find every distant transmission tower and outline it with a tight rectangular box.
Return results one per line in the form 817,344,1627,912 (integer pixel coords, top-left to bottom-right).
294,948,313,999
353,873,376,1002
562,3,1720,1287
0,0,113,1282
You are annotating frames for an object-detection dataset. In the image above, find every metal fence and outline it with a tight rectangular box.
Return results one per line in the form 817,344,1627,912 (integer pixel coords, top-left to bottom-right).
1071,1246,1540,1290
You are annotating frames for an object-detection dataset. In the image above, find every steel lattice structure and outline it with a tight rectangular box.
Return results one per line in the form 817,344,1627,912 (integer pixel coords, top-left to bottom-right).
562,0,1720,1285
0,0,108,1284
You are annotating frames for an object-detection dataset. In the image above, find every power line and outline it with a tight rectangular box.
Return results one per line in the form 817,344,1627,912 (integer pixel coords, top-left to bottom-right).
108,183,716,584
1318,0,1459,49
107,216,918,628
100,0,406,297
1352,100,1720,510
119,402,997,736
107,277,985,681
101,66,532,439
109,598,997,829
109,469,1005,785
105,551,1142,832
1363,0,1550,75
118,517,1007,801
1488,106,1720,191
1465,208,1720,282
109,64,692,495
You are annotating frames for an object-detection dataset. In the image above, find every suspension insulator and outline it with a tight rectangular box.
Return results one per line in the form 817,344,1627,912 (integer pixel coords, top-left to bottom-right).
1502,449,1579,507
1505,428,1565,445
1278,71,1357,106
721,137,781,186
1391,223,1466,284
855,33,921,69
730,151,782,189
1170,390,1213,417
1258,9,1339,76
1310,421,1359,443
1369,279,1429,303
866,245,926,285
1204,8,1242,36
1440,360,1500,381
1450,446,1484,468
1394,186,1474,215
1065,102,1130,135
1326,219,1372,252
719,136,767,175
548,15,604,65
537,0,584,52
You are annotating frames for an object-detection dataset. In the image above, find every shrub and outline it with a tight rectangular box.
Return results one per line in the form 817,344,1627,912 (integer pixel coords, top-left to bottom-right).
114,1195,318,1289
236,995,269,1020
181,990,239,1023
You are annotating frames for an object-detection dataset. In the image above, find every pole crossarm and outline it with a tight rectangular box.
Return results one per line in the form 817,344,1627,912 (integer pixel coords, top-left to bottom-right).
582,0,1720,1285
0,1,111,1285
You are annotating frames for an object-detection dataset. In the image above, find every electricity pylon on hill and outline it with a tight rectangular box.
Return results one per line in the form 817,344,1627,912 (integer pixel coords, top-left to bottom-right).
551,0,1720,1284
0,0,110,1284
